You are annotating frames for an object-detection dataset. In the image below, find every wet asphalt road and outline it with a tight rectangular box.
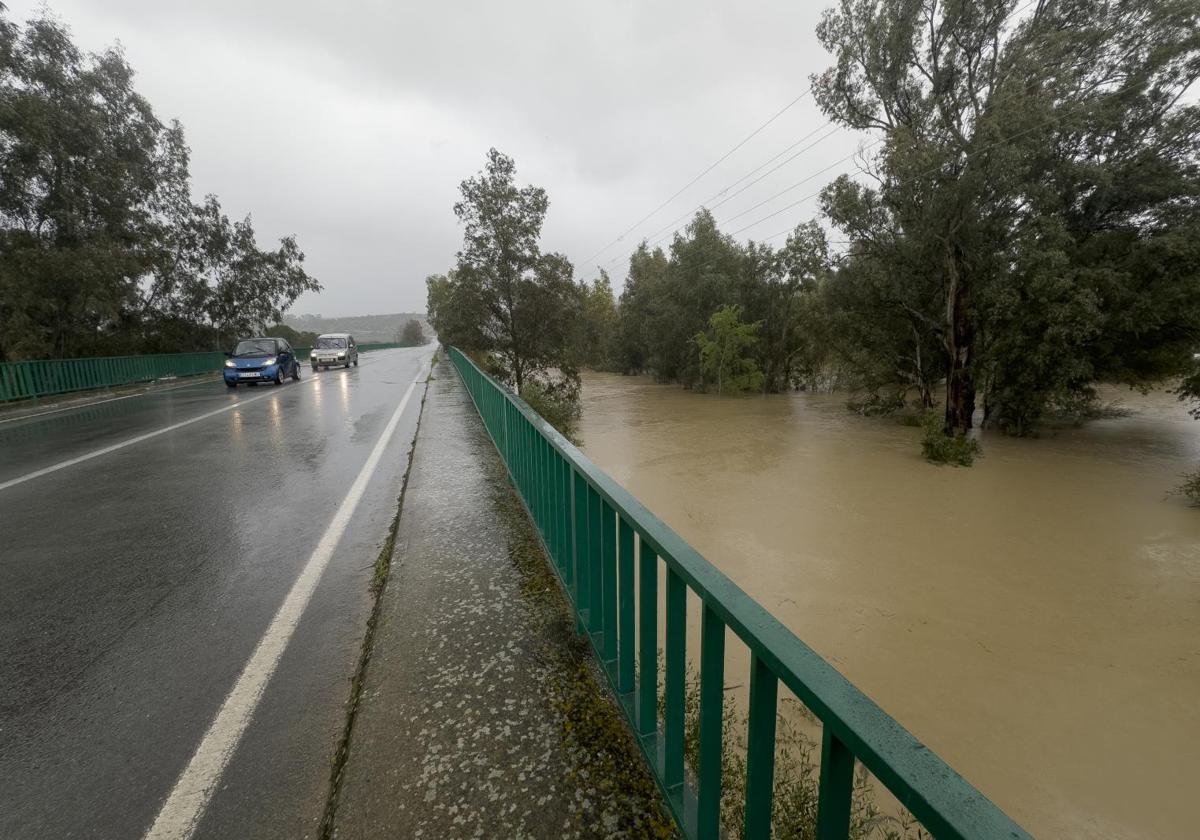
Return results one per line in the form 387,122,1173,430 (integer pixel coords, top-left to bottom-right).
0,346,433,839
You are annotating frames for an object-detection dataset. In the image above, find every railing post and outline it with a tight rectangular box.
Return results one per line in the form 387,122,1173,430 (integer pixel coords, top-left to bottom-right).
587,486,602,635
664,569,687,794
617,519,635,694
698,605,726,840
560,459,573,586
637,545,657,737
816,728,855,840
601,500,618,667
573,472,589,632
744,654,778,838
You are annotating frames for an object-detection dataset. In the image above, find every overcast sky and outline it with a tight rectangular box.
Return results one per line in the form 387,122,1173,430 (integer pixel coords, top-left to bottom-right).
8,0,866,317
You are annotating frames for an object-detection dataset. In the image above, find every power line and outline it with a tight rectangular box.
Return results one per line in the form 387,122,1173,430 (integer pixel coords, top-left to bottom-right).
638,122,840,247
628,71,1153,282
731,74,1153,237
583,88,813,266
600,123,844,271
720,140,881,227
596,0,1051,273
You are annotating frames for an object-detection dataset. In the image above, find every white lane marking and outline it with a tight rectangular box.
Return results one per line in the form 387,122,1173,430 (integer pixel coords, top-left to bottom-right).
143,368,426,840
0,381,313,492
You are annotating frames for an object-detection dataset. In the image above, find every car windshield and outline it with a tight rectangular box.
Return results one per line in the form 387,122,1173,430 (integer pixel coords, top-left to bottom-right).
316,337,347,349
233,339,276,356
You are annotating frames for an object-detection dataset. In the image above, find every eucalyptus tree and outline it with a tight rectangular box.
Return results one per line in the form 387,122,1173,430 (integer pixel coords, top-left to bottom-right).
0,10,165,359
0,6,320,359
578,270,618,370
813,0,1200,435
759,220,830,392
694,305,765,395
446,148,581,396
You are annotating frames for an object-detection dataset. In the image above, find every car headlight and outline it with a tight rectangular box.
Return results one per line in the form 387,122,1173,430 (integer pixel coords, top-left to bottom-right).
338,352,346,358
224,360,235,368
310,350,317,357
263,357,277,366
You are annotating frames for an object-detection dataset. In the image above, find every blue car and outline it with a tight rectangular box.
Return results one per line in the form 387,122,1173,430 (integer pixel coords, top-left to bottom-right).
223,337,301,387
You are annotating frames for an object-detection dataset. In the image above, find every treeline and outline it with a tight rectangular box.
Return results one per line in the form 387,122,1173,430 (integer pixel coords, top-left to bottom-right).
596,0,1200,442
0,8,319,362
431,0,1199,463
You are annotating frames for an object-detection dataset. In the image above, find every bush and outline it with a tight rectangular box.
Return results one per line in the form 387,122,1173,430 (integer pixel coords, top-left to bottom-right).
919,410,981,466
1176,467,1200,506
847,391,906,416
661,664,928,840
520,379,581,444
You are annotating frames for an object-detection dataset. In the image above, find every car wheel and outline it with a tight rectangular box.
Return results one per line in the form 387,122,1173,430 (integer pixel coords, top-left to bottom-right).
275,368,284,385
225,380,237,388
311,364,318,372
353,358,358,367
292,363,301,381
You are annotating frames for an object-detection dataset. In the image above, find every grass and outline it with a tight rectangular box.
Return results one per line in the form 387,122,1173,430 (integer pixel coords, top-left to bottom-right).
660,665,930,840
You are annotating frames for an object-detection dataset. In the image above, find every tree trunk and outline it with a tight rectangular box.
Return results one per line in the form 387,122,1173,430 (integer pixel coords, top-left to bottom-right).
943,245,976,433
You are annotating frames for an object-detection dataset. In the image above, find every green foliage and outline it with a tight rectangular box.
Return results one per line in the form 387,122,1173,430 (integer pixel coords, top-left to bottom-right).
812,0,1200,435
397,319,426,347
662,664,929,840
578,270,619,370
519,379,581,444
847,391,906,417
1176,467,1200,506
693,305,765,395
0,8,318,360
919,411,981,467
428,149,581,409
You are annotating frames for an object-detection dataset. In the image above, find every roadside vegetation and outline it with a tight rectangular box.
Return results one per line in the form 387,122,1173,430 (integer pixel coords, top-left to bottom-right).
0,8,320,362
429,0,1200,472
662,665,928,840
396,319,426,347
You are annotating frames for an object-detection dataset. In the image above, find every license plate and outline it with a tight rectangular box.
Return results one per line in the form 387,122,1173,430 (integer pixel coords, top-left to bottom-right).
238,372,258,378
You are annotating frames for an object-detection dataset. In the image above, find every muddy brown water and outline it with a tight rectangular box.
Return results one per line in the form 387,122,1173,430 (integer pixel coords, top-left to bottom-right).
577,372,1200,840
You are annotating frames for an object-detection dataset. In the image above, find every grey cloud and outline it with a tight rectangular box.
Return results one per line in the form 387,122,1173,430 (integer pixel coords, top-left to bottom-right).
9,0,851,315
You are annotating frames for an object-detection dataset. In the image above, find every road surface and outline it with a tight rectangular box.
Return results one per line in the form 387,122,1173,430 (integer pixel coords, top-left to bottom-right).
0,346,433,839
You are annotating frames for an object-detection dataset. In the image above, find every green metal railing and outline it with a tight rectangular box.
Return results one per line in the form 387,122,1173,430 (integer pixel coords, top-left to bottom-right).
0,351,225,402
0,342,417,402
449,347,1031,840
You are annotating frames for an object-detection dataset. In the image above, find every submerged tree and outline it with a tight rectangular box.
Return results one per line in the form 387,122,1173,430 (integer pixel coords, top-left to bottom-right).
694,305,765,395
812,0,1200,436
578,270,618,370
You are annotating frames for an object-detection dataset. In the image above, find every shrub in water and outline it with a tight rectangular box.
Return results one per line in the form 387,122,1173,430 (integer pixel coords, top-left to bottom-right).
519,379,582,444
919,410,981,466
1176,467,1200,506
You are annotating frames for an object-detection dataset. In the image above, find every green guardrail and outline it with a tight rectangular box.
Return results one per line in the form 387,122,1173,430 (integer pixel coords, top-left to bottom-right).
0,342,417,402
448,347,1030,840
0,351,226,402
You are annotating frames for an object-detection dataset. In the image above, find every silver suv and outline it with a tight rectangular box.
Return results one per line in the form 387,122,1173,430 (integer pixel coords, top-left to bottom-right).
310,332,359,370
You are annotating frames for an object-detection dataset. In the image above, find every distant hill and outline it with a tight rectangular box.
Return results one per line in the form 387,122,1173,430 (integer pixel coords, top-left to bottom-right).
283,312,429,344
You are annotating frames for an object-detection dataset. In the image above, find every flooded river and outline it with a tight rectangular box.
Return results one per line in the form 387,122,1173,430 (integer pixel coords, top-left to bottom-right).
577,373,1200,840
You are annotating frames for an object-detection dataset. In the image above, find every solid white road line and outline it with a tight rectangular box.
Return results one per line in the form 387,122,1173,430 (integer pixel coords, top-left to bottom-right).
142,369,425,840
0,387,290,492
